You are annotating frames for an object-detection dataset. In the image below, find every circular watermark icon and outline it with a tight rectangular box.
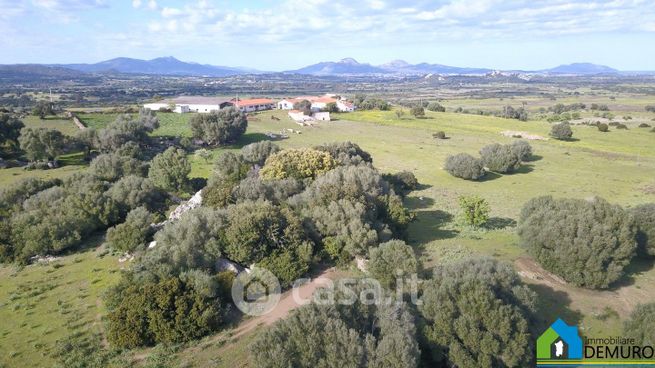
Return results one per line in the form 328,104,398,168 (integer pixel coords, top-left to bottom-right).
231,267,281,316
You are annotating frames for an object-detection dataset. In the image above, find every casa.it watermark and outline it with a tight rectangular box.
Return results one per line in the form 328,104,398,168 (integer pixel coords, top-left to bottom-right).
231,267,421,316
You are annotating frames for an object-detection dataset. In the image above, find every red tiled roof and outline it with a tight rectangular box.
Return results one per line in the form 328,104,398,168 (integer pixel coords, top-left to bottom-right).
234,98,275,106
311,97,337,103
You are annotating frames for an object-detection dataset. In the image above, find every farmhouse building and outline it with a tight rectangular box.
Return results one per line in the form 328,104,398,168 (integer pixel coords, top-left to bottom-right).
232,98,275,113
276,95,356,112
288,110,331,124
143,96,233,113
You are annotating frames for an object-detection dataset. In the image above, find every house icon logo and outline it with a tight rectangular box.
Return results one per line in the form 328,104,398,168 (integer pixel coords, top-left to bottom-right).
537,318,583,361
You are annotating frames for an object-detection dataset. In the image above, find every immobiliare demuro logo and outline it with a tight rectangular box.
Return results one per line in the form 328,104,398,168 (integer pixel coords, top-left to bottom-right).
536,318,655,366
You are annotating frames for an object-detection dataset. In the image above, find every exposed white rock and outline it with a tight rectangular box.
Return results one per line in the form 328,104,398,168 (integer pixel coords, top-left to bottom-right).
168,189,203,221
355,256,369,273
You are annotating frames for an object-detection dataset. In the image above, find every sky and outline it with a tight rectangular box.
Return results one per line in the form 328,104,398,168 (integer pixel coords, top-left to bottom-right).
1,0,655,71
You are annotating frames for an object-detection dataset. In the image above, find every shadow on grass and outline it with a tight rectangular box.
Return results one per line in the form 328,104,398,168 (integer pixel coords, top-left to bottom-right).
405,196,435,210
529,283,584,333
409,210,459,246
478,172,502,182
484,217,517,230
526,154,543,162
510,165,534,175
610,256,655,290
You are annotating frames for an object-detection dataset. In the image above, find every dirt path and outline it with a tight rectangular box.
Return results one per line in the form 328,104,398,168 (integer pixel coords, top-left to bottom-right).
231,267,338,339
514,256,652,318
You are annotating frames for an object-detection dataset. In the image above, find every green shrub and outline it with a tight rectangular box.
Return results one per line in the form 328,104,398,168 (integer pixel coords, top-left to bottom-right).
458,195,491,228
624,303,655,346
639,123,651,128
420,258,536,367
597,123,609,132
313,141,372,166
188,107,247,146
410,106,425,118
433,131,447,139
383,170,418,194
630,204,655,256
368,239,418,289
444,153,485,180
518,196,637,289
427,102,446,112
106,207,154,253
510,140,533,161
148,147,191,192
479,143,521,173
260,148,336,180
106,275,224,348
550,122,573,140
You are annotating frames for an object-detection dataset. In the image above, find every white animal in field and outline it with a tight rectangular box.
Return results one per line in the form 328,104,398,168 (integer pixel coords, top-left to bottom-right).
554,340,565,357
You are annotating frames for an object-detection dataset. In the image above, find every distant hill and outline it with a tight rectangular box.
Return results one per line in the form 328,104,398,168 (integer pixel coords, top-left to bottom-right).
285,58,387,75
53,57,262,77
379,60,492,75
543,63,619,75
0,64,96,83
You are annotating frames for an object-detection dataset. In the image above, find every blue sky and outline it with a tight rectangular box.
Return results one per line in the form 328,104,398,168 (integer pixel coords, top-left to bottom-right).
1,0,654,70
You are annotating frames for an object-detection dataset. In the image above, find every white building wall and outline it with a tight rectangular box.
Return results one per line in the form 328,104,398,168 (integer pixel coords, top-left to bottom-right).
277,100,294,110
143,103,169,111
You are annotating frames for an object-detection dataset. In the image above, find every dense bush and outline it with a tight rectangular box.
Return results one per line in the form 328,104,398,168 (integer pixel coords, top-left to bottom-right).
106,274,225,348
550,122,573,140
645,105,655,113
501,106,528,121
0,177,60,217
444,153,485,180
144,208,227,275
291,165,413,260
639,123,652,128
148,147,190,192
410,106,425,118
240,141,280,166
518,196,637,289
5,174,120,263
232,177,304,205
18,127,66,161
479,143,521,173
223,200,312,284
0,114,24,156
624,302,655,346
427,102,446,112
106,207,154,252
97,114,156,152
260,148,336,180
597,123,609,132
189,107,247,146
630,204,655,256
213,151,250,182
314,141,372,166
251,283,419,368
105,175,166,215
510,140,533,161
420,258,536,368
383,170,419,194
368,239,418,288
89,153,147,181
433,131,447,139
458,195,490,228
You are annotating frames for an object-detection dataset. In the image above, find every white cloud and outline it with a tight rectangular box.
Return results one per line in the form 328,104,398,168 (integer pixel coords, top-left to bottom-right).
147,0,157,10
132,0,141,8
161,7,182,17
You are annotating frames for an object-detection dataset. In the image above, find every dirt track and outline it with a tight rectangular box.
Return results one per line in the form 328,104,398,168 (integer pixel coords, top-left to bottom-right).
514,256,652,318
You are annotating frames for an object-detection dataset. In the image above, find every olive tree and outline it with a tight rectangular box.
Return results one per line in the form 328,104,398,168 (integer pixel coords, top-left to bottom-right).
550,122,573,140
148,147,190,192
479,143,521,173
189,107,247,146
509,140,533,162
314,141,372,166
630,204,655,256
260,148,336,180
0,114,24,156
368,239,418,289
18,127,66,161
518,196,637,289
240,141,280,166
420,258,536,368
106,207,154,252
624,302,655,346
444,153,485,180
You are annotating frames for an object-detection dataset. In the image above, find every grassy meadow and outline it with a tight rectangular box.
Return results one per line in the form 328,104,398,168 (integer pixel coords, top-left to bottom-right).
1,102,654,366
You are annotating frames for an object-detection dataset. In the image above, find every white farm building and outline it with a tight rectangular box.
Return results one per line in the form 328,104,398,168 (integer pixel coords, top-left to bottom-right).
144,96,234,113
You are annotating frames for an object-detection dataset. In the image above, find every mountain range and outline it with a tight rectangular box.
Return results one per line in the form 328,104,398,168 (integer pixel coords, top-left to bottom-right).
0,56,635,78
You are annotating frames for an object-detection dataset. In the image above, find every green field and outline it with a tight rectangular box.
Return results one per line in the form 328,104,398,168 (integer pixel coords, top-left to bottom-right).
22,115,80,136
1,105,654,367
